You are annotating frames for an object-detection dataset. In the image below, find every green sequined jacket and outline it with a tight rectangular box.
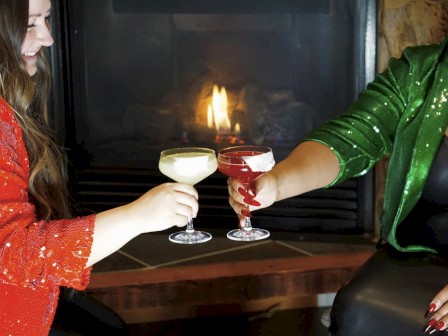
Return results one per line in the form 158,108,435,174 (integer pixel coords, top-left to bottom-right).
305,36,448,253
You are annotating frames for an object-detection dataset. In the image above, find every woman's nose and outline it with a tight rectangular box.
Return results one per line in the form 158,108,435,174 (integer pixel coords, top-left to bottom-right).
39,22,54,47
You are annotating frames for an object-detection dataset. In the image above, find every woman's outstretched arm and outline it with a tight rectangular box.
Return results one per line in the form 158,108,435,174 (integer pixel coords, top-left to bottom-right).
227,141,340,224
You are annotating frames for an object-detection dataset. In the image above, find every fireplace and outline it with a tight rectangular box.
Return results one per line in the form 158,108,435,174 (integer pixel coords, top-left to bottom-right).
50,0,377,233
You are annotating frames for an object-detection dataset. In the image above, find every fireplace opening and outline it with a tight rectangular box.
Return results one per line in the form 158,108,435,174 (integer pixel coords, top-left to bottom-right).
52,0,377,233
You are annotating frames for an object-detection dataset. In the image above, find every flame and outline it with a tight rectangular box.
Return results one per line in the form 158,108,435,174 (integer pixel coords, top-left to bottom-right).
207,105,213,128
206,84,244,144
208,84,231,132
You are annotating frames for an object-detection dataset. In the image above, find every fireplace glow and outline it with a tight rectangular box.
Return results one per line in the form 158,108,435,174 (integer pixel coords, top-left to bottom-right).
213,85,231,132
207,84,242,144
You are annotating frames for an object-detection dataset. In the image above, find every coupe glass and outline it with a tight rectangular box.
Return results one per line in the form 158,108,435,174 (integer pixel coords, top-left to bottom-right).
217,145,275,241
159,147,217,244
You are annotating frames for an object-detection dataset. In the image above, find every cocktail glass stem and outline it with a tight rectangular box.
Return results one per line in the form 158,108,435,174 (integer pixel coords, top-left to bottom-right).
186,219,195,233
242,185,254,231
243,216,253,231
169,217,212,244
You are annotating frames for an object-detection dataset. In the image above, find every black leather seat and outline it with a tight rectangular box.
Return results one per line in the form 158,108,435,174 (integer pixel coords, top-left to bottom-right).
329,245,448,335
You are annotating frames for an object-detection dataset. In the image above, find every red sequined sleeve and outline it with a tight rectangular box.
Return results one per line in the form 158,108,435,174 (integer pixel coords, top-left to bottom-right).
0,97,94,290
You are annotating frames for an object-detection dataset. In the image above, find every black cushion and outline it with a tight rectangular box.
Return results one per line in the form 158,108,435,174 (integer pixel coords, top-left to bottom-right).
330,246,448,335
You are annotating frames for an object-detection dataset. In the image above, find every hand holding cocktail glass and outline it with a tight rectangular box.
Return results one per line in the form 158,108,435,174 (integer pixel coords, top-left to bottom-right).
159,147,217,244
218,145,275,241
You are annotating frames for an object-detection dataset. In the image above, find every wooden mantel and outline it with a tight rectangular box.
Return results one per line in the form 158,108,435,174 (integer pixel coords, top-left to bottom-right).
87,251,373,324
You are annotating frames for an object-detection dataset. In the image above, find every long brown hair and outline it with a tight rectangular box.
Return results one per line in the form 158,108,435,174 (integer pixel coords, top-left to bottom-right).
0,0,72,220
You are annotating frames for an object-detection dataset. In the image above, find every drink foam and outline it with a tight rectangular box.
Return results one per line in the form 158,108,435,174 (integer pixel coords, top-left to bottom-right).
173,155,209,176
242,151,275,172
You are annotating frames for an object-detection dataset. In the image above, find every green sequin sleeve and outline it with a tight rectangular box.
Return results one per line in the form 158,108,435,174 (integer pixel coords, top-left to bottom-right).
304,41,445,187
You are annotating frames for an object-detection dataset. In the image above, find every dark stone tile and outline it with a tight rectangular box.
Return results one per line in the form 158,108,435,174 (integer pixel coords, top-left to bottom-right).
93,228,376,273
278,240,376,255
272,231,376,255
168,240,308,267
119,227,294,267
270,230,376,245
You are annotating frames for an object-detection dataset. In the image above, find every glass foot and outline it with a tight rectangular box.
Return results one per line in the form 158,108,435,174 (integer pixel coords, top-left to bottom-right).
169,230,212,244
227,228,270,241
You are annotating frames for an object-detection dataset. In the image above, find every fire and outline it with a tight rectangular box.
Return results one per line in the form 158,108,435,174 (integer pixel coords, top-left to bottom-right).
208,85,231,132
207,84,241,143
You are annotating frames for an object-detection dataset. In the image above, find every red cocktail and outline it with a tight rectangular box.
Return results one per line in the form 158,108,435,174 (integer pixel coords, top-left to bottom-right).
217,150,264,182
218,145,275,241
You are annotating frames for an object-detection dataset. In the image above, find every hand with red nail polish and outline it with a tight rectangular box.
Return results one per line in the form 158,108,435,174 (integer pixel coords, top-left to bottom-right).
227,172,278,227
425,320,445,334
425,285,448,333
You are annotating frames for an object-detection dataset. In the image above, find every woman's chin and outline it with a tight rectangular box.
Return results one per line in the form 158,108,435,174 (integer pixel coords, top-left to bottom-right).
23,57,37,76
26,66,37,76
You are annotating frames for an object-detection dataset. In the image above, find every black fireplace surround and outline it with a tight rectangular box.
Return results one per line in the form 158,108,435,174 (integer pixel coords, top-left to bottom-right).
50,0,377,233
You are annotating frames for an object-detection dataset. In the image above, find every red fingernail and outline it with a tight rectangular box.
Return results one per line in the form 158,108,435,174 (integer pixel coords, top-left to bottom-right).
435,321,445,330
241,209,252,217
238,187,251,197
425,318,437,332
425,303,436,317
243,197,261,206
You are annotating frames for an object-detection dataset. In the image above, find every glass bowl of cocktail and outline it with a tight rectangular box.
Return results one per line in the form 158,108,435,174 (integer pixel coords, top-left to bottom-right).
159,147,217,244
217,145,275,241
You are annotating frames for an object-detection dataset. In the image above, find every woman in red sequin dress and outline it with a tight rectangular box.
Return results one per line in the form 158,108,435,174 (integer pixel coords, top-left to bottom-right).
0,0,199,334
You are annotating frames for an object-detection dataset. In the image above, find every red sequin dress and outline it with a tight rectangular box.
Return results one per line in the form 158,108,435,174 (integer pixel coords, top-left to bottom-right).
0,96,95,335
